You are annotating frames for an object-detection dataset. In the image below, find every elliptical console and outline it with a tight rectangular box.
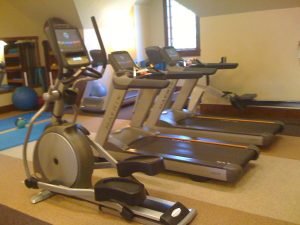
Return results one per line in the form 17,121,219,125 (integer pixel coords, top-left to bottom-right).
44,18,90,69
22,17,196,225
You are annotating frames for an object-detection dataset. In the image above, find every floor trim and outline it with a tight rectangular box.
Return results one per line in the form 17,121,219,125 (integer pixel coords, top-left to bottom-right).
0,105,15,113
200,104,300,123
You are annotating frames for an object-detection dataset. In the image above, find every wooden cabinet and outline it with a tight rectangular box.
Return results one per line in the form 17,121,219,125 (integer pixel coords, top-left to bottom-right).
3,36,40,87
4,44,25,86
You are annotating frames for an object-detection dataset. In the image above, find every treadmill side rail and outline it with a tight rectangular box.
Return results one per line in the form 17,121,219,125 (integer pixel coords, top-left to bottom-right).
155,110,278,147
105,147,247,182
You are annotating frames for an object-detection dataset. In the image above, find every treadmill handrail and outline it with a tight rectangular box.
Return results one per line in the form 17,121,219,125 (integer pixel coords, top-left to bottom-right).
165,68,217,79
112,75,170,90
192,62,238,69
197,115,283,125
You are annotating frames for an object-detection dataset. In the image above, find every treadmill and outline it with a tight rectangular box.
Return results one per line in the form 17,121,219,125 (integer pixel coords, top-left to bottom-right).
80,50,138,113
144,46,284,147
184,54,256,111
94,50,259,183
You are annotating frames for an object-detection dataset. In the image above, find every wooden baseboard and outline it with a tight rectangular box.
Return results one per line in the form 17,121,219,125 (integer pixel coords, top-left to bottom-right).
200,104,300,123
0,104,15,113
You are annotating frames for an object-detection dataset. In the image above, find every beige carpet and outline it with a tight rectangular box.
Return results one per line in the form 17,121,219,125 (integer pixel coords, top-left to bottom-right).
0,154,299,225
0,116,299,225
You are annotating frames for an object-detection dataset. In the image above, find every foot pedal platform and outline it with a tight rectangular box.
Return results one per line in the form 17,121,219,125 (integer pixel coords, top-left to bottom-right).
95,177,146,206
117,155,165,177
236,93,257,101
229,93,257,109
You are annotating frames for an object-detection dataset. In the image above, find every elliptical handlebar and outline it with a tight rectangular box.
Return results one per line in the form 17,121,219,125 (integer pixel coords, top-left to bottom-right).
83,67,103,79
61,66,103,85
91,16,108,70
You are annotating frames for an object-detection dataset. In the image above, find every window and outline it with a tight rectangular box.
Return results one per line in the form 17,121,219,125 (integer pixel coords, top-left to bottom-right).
163,0,200,56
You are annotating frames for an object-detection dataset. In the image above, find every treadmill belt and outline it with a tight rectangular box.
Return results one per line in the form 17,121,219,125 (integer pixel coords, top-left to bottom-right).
129,136,257,167
178,117,283,135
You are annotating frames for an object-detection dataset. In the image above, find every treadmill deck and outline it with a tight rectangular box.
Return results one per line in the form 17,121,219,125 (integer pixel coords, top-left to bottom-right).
127,136,258,167
178,117,283,136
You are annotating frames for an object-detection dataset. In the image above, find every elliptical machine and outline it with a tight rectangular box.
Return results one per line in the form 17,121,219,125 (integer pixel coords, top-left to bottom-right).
22,17,196,225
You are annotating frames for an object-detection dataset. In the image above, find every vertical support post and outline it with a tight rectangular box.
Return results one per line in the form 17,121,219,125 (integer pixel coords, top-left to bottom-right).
144,80,177,127
95,89,127,146
172,79,198,111
130,89,160,128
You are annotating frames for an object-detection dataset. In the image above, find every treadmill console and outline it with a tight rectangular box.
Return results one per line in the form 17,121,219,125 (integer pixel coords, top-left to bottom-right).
163,46,182,62
145,46,165,65
146,46,183,67
162,46,186,66
109,51,164,79
109,51,136,72
44,18,90,69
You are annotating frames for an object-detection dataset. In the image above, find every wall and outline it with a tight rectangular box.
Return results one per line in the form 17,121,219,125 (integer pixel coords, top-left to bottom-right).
134,2,150,62
0,0,44,70
200,7,300,102
134,0,165,62
74,0,136,56
0,0,82,66
0,1,42,107
2,1,298,108
72,0,138,104
0,1,41,38
0,0,81,108
133,2,300,102
0,0,140,108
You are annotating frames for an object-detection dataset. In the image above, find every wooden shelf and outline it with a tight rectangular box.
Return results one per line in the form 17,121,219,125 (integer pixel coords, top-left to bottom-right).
0,85,15,94
7,78,24,84
5,53,20,58
5,65,22,72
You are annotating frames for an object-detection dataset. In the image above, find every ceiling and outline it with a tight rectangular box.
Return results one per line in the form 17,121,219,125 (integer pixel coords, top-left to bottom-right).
176,0,300,17
5,0,300,32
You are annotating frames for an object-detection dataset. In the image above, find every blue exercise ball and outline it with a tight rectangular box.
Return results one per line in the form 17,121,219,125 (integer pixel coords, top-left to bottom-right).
12,86,38,110
89,81,107,97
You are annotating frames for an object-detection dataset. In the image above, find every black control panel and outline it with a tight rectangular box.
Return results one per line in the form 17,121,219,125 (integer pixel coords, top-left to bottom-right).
44,18,90,69
109,51,165,80
163,46,182,62
109,51,136,71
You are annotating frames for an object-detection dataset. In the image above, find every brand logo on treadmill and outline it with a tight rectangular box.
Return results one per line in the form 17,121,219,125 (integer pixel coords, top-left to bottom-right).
217,161,231,165
171,208,182,217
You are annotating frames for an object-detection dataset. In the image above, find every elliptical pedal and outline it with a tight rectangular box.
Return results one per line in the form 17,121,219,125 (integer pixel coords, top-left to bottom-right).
95,177,147,206
117,155,165,177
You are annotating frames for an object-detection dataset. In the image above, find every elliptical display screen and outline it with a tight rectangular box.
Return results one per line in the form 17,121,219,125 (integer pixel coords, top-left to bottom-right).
112,53,135,69
55,29,84,52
